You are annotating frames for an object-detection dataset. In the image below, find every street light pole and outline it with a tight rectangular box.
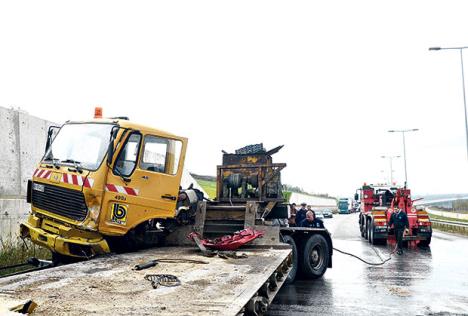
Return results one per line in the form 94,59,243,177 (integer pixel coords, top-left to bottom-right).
388,129,419,186
429,46,468,159
381,155,400,184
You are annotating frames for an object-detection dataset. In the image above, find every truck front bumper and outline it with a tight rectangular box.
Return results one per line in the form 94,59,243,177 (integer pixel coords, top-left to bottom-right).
20,215,110,258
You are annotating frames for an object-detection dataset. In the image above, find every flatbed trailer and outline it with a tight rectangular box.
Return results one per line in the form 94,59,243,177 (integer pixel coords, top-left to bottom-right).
0,246,292,315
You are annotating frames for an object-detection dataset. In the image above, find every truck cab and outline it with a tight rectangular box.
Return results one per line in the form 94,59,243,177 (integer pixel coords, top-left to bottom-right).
21,118,189,258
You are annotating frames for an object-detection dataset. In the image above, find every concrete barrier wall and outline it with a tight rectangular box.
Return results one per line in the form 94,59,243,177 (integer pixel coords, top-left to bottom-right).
289,192,337,209
0,106,54,239
0,107,54,197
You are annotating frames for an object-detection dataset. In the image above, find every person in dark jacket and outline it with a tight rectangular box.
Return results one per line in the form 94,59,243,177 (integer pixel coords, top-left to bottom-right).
288,203,297,227
389,208,409,255
295,203,308,226
300,210,325,228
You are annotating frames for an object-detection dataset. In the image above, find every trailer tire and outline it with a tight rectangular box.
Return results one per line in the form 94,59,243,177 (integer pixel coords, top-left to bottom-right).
300,234,329,279
282,235,298,283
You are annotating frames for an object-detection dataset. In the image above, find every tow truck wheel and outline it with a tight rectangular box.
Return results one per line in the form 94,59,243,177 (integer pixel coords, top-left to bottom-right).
368,222,374,244
364,219,368,240
359,216,365,238
282,235,298,283
418,235,432,247
300,234,329,279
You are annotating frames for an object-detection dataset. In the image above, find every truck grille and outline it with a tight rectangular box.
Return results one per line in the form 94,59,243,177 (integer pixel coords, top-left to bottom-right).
32,182,88,221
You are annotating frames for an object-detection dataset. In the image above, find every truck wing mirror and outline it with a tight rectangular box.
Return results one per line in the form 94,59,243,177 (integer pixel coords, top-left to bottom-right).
107,126,119,165
45,125,60,154
354,193,359,201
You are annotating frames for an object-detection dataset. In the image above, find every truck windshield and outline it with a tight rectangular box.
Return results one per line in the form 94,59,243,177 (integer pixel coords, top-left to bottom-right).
43,123,115,171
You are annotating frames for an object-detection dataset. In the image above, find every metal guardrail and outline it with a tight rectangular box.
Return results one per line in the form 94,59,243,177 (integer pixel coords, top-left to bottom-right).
430,218,468,228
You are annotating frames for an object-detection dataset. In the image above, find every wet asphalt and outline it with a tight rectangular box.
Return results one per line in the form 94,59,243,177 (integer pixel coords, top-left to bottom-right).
269,213,468,316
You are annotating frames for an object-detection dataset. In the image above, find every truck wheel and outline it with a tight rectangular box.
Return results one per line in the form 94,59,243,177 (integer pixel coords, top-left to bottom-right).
418,236,431,247
359,216,365,238
300,235,329,279
282,235,298,283
368,222,374,244
364,219,368,240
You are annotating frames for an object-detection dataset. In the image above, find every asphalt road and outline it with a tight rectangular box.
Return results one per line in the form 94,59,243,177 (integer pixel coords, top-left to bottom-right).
269,213,468,316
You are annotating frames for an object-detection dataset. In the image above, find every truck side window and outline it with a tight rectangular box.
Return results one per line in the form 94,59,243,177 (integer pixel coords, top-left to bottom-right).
141,135,182,175
114,133,141,177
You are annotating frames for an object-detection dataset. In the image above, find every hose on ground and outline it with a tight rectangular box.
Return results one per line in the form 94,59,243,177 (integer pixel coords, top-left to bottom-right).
332,243,398,266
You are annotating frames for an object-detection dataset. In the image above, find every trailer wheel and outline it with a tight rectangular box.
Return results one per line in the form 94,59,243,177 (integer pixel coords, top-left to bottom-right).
300,235,329,279
282,235,298,283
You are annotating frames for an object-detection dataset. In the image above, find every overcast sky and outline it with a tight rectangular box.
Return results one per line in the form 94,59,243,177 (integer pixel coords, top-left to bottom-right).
1,1,467,197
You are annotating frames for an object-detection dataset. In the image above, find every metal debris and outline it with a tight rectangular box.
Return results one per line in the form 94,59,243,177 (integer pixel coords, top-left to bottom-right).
144,274,181,289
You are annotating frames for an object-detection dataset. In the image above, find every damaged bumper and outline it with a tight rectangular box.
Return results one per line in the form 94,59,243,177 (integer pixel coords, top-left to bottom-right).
20,215,110,258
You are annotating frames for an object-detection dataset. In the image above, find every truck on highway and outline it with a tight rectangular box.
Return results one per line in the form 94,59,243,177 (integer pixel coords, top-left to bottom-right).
337,198,350,214
356,183,432,246
16,109,333,314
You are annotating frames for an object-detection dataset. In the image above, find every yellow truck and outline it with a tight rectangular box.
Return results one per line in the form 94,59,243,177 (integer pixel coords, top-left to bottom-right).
21,115,189,258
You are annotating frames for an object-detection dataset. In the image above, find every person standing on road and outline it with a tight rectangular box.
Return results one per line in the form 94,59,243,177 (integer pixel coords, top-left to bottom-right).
389,208,409,255
295,203,307,226
288,203,297,227
300,211,325,228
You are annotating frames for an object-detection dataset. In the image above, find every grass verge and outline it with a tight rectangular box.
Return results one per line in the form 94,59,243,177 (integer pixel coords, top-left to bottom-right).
0,237,51,277
196,179,217,199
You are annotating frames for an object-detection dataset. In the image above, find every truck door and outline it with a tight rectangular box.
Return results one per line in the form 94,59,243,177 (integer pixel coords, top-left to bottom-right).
133,133,186,219
103,130,186,233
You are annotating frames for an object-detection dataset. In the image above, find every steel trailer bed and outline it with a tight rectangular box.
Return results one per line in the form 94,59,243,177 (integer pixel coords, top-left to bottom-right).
0,246,291,315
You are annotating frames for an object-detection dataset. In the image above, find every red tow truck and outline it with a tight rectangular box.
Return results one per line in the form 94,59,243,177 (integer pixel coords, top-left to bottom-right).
356,184,432,246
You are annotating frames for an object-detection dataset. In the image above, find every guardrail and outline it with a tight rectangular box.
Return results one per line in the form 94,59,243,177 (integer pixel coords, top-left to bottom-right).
430,219,468,228
430,218,468,236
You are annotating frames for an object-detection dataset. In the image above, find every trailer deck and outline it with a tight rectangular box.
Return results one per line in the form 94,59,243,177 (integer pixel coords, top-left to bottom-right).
0,246,291,315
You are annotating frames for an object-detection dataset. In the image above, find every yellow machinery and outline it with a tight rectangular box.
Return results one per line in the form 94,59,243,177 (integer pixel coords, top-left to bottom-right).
20,109,194,259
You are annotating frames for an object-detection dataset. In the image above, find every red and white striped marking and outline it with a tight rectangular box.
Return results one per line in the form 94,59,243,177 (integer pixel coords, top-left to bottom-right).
33,169,52,179
33,169,95,188
105,184,139,196
62,173,95,188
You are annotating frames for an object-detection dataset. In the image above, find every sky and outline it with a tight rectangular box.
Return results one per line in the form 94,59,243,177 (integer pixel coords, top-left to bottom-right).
1,1,467,197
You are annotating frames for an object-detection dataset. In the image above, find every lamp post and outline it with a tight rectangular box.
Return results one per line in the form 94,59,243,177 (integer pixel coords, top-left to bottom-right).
381,155,400,184
429,46,468,159
388,129,419,186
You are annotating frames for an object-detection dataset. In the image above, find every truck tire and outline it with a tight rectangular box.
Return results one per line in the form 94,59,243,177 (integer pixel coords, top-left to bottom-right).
300,234,329,279
359,216,365,238
418,235,431,247
368,221,374,244
364,219,368,240
282,235,298,283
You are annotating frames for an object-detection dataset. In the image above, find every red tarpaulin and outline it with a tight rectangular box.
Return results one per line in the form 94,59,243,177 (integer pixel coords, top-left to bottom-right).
188,227,264,251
